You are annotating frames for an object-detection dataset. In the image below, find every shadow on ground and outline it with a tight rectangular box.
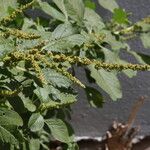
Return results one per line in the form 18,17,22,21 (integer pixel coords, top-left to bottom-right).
50,137,150,150
78,137,150,150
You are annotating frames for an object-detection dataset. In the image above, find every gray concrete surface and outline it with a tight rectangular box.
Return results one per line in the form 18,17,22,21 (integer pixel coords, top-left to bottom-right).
70,0,150,137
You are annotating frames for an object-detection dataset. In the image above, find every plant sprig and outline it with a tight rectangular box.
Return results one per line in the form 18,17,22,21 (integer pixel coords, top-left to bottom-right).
0,0,150,149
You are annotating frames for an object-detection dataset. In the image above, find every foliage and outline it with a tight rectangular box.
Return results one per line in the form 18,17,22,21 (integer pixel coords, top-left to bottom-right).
0,0,149,149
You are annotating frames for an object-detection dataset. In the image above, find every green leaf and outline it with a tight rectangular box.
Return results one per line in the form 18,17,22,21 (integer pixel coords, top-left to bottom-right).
0,37,15,60
43,23,85,52
44,34,86,52
85,86,104,108
40,143,49,150
0,108,23,126
16,39,40,52
64,0,84,24
137,53,150,65
19,93,36,112
37,0,65,22
84,8,105,32
43,69,72,88
51,23,77,39
113,8,129,24
34,85,51,102
100,46,118,62
53,0,68,21
98,0,119,12
34,85,76,107
45,22,81,52
89,65,122,101
141,33,150,48
0,125,19,146
48,87,76,103
84,0,96,10
0,0,18,20
45,119,74,143
28,113,44,132
21,142,28,150
29,138,40,150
